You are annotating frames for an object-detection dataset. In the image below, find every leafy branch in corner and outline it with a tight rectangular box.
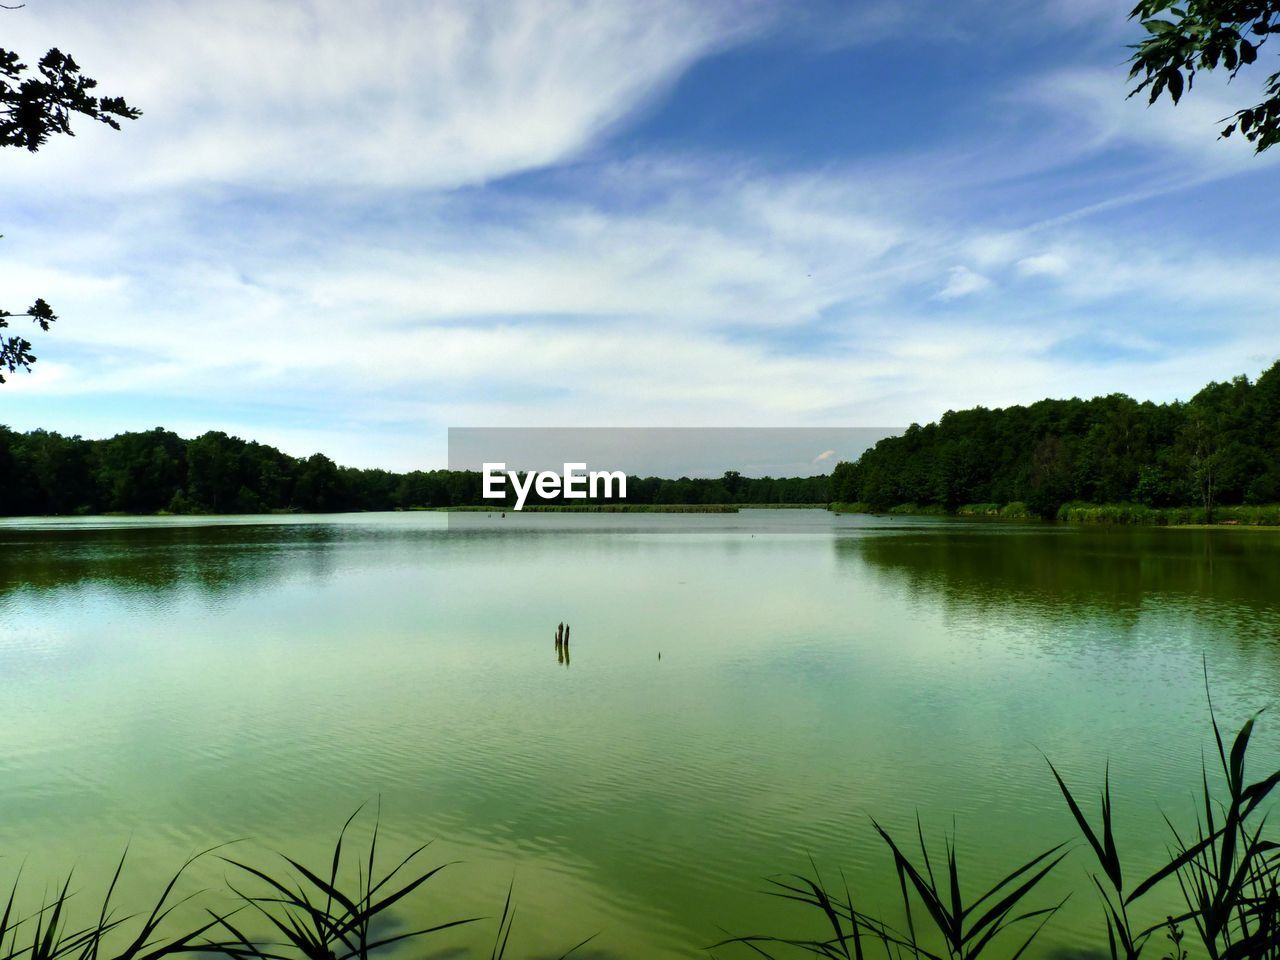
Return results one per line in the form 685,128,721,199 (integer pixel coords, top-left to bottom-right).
0,292,56,383
1128,1,1280,151
1,33,140,381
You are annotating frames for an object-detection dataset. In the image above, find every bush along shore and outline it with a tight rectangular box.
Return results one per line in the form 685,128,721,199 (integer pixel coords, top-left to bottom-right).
436,503,831,513
829,501,1035,520
427,503,743,513
829,500,1280,525
4,680,1275,960
1054,502,1280,526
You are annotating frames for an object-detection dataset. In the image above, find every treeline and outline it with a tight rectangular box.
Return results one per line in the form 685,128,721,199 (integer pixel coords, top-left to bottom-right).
832,359,1280,518
0,426,830,516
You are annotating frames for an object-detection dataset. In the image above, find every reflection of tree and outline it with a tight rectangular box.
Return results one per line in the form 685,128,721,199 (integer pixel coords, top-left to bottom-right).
835,528,1280,641
0,523,344,598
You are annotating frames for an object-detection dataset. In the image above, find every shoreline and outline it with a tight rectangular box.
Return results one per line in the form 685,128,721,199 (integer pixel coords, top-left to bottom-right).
0,503,831,519
830,501,1280,527
7,502,1279,526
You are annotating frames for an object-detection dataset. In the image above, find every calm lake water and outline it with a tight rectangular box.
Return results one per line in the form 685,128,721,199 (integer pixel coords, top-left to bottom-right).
1,510,1278,959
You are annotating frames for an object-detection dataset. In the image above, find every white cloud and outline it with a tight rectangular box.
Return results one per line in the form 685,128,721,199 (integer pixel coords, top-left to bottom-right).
1016,253,1070,277
8,146,1279,470
812,449,837,463
1022,68,1280,178
0,0,768,193
934,266,992,301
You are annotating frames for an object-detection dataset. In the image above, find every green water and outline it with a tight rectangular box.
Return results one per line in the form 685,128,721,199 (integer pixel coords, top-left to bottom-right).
1,511,1277,959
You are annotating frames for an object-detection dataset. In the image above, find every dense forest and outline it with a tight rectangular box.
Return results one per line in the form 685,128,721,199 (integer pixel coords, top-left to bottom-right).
832,360,1280,518
5,361,1278,518
0,425,830,516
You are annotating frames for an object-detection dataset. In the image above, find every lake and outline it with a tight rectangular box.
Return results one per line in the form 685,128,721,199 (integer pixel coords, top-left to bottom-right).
1,510,1278,959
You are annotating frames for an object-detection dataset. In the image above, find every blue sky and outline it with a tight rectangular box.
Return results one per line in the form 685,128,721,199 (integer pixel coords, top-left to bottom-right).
2,0,1278,469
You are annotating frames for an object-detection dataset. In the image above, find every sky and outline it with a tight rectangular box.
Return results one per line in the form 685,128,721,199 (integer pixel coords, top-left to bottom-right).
2,0,1278,470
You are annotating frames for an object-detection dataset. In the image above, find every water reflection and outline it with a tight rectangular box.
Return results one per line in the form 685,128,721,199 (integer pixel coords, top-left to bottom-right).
2,512,1279,960
833,523,1280,710
0,522,348,598
836,525,1280,626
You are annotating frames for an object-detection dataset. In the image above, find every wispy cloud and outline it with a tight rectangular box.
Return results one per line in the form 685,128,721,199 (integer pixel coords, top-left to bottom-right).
2,0,769,192
2,0,1278,469
934,266,992,301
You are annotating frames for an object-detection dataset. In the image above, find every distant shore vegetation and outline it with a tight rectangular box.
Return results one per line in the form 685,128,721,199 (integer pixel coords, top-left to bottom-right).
0,426,830,516
5,362,1279,523
832,360,1280,522
830,501,1280,526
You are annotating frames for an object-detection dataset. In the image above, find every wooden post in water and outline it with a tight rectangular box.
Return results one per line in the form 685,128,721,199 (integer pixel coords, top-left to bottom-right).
553,622,570,665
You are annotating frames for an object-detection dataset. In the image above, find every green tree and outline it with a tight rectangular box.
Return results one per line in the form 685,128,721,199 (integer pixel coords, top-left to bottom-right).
2,39,140,381
1180,407,1222,520
94,428,186,512
186,432,242,513
294,453,344,512
1128,1,1280,150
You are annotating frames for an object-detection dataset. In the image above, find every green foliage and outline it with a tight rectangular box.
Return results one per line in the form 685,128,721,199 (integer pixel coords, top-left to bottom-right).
1127,1,1280,152
997,503,1032,519
954,504,1003,517
1057,502,1280,525
0,427,835,516
832,363,1280,520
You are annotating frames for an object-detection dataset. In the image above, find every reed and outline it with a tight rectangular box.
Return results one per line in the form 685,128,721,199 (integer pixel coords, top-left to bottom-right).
1056,503,1280,526
0,809,592,960
1046,669,1280,960
520,503,739,513
997,503,1033,519
435,503,741,513
0,847,234,960
719,828,1068,960
954,504,1004,517
212,805,480,960
3,684,1274,960
721,676,1279,960
737,504,831,510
